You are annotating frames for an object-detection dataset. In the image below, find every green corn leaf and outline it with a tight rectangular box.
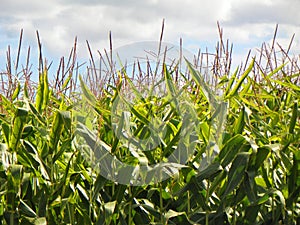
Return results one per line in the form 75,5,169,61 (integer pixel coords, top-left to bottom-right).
165,209,186,220
21,140,50,180
243,171,257,204
266,63,286,79
21,125,33,139
53,138,71,163
225,67,239,96
28,102,46,125
164,64,179,109
79,75,97,105
1,122,10,146
185,58,217,108
49,110,64,154
197,161,222,181
0,94,15,113
240,96,260,112
288,151,300,197
131,199,152,224
234,106,245,135
11,81,21,101
255,176,267,189
123,73,145,102
60,110,72,130
62,73,72,90
9,108,28,150
289,101,298,133
6,165,23,211
118,95,150,125
138,200,161,219
223,152,250,196
10,164,23,185
240,77,252,97
219,134,245,167
92,175,107,201
19,199,37,217
280,150,293,171
270,78,300,92
36,72,45,113
42,70,49,111
112,184,127,204
209,170,227,195
261,166,272,188
244,205,260,224
255,147,270,169
34,217,47,225
162,124,182,158
284,91,293,107
104,200,116,215
18,142,38,168
226,58,254,99
24,81,29,99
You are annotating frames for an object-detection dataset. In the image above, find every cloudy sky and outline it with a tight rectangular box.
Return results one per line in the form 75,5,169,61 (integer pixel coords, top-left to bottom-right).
0,0,299,74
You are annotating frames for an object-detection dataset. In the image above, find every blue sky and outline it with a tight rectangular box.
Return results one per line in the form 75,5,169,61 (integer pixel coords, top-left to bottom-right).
0,0,299,79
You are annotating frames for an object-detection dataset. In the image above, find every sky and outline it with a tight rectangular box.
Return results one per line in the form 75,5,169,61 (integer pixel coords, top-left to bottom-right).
0,0,299,77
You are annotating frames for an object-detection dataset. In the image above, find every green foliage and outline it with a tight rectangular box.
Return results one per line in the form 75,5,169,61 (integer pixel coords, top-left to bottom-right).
0,37,300,225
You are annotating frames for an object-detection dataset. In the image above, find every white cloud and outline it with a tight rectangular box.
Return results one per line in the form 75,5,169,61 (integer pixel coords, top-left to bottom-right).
226,0,300,25
0,0,299,71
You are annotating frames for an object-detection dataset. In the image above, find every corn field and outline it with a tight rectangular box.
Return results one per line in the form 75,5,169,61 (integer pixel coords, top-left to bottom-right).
0,26,299,224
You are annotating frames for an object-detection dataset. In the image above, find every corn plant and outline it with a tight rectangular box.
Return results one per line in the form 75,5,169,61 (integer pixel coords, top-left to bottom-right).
0,25,299,225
